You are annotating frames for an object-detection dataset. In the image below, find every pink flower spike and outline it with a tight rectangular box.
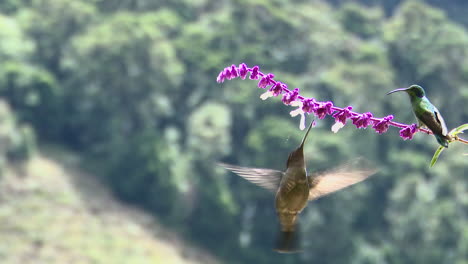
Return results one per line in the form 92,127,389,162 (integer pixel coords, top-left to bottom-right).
216,63,433,143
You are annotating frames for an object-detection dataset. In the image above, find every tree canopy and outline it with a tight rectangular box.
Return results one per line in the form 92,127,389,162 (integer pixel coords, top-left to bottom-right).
0,0,467,263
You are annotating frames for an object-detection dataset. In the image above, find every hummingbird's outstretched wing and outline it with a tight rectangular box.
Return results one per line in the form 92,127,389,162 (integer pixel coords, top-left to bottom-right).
307,158,377,201
218,163,284,192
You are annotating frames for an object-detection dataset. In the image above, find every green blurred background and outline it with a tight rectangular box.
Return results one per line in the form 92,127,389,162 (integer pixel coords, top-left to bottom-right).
0,0,467,263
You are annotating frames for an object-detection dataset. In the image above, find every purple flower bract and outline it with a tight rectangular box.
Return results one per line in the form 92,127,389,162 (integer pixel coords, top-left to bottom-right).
302,98,317,113
351,112,373,129
372,115,394,134
315,101,334,119
332,106,353,124
258,73,275,89
399,124,418,140
282,88,299,105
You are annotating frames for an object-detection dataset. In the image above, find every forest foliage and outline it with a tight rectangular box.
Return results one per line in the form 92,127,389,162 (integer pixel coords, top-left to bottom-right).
0,0,467,263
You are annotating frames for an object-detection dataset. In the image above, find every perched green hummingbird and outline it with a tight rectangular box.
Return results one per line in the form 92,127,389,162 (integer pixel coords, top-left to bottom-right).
219,121,376,253
386,84,451,147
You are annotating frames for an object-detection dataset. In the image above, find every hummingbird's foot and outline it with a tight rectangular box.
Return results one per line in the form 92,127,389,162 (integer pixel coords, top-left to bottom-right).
417,125,432,135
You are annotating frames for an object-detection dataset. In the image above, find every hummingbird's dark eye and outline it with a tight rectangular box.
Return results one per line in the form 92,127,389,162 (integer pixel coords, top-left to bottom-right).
415,89,424,97
409,85,425,97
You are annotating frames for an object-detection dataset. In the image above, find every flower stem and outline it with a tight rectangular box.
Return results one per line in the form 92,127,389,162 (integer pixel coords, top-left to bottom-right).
456,136,468,145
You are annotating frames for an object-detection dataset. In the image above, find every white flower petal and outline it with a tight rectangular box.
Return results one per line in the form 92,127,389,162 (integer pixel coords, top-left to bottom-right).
290,101,303,107
299,113,306,130
290,108,303,117
331,121,345,133
260,91,273,100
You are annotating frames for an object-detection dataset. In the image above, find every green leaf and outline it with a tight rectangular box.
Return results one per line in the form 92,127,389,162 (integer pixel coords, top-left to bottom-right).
449,123,468,136
430,146,445,167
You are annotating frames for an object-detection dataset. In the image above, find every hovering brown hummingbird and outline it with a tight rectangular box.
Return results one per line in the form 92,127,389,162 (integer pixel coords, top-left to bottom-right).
219,121,377,253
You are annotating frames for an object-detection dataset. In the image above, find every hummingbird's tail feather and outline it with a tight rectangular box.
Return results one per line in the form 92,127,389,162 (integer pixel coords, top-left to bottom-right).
274,226,301,253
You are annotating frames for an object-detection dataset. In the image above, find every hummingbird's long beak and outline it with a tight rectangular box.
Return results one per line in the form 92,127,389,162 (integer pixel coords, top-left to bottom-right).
287,120,314,168
386,88,408,95
299,119,314,149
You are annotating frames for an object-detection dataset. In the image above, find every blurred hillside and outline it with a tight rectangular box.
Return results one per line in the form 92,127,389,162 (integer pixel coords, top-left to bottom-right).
0,0,467,263
0,146,219,264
